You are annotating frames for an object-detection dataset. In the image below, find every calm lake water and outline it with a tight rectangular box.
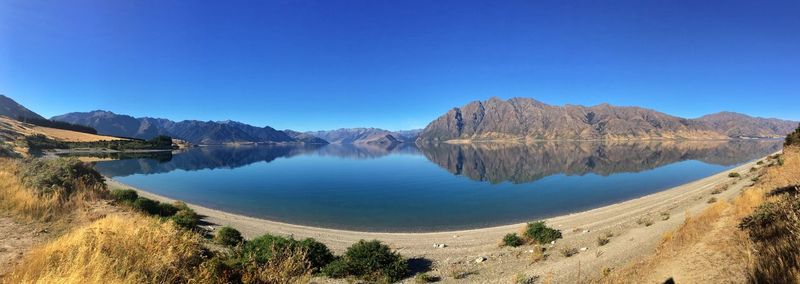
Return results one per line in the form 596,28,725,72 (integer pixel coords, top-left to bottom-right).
88,140,781,232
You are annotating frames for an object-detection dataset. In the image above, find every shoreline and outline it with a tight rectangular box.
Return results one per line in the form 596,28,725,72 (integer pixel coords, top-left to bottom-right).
104,152,774,282
105,151,772,242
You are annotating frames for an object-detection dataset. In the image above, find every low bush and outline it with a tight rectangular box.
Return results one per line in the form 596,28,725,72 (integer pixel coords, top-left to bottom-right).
707,197,717,204
636,217,654,227
241,234,334,272
171,208,199,229
560,247,579,257
502,233,524,247
17,157,106,196
110,189,138,203
523,221,562,244
597,235,610,246
728,172,741,178
321,239,408,283
414,272,438,283
215,226,244,247
133,197,161,215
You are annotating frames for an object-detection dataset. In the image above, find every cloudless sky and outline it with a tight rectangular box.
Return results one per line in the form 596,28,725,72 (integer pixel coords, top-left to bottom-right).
1,0,798,131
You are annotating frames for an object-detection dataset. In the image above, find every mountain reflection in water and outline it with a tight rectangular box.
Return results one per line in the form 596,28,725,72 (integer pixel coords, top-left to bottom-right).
95,140,781,183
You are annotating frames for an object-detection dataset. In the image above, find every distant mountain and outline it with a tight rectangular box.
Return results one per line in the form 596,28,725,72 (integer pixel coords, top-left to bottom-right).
52,110,315,145
0,94,46,121
306,128,420,144
696,112,798,138
417,97,798,142
283,130,329,145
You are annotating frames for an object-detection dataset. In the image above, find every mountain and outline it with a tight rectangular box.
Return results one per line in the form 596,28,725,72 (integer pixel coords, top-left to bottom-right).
306,128,420,144
52,111,314,145
696,112,798,138
283,130,329,145
417,97,798,142
0,94,46,121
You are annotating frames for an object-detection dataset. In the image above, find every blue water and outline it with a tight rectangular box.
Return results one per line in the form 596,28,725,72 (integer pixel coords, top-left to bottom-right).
91,140,781,232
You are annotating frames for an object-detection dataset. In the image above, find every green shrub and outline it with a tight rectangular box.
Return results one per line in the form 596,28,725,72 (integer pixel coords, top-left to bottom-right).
171,208,199,229
133,197,160,215
502,233,524,247
110,189,138,203
241,234,334,271
729,172,741,178
523,221,562,244
158,202,180,217
321,240,408,282
17,157,106,196
215,226,244,247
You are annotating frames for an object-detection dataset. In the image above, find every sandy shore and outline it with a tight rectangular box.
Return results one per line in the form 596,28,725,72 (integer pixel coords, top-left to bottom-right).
105,153,773,283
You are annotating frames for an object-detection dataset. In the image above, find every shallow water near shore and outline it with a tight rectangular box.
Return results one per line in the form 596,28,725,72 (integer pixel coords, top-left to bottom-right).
88,140,781,232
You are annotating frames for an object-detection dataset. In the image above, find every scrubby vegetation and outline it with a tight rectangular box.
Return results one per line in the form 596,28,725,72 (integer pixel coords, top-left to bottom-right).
215,226,244,247
729,172,741,178
25,134,174,152
0,158,107,219
560,247,579,257
110,188,138,204
738,184,800,283
322,240,409,282
523,221,563,244
785,123,800,146
503,233,524,247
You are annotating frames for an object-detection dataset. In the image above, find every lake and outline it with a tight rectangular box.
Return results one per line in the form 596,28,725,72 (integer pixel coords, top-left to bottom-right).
88,140,782,232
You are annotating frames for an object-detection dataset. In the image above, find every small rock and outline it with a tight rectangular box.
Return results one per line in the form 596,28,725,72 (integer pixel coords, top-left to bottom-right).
526,250,534,253
550,241,556,245
583,229,590,233
580,247,588,251
432,243,447,248
475,256,486,263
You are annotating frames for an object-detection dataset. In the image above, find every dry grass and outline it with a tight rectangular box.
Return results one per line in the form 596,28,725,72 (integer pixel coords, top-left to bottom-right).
0,159,105,220
0,116,123,143
2,215,205,283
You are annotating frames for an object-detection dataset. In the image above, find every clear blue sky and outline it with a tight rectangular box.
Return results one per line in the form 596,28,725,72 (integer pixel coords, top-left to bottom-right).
1,0,798,131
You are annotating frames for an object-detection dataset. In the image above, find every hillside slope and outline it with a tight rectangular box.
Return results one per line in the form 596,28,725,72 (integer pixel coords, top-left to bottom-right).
697,111,797,138
0,95,45,121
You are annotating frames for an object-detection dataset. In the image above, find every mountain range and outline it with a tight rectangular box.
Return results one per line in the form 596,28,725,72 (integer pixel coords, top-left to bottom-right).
1,94,796,145
51,110,420,145
417,97,798,142
305,128,421,144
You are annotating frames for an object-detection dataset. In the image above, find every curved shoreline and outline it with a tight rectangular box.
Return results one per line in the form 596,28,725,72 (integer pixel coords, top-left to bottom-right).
104,152,772,250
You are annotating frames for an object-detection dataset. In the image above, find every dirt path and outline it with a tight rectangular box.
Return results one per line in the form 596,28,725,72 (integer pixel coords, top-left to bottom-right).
0,215,50,277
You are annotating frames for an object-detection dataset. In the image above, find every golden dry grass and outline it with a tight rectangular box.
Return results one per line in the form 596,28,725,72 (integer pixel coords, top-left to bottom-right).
0,116,124,143
1,215,206,284
0,159,106,220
